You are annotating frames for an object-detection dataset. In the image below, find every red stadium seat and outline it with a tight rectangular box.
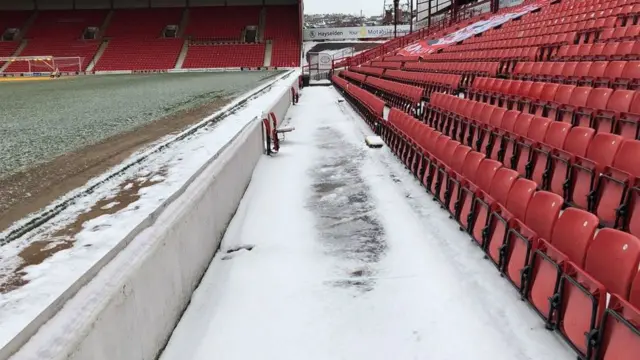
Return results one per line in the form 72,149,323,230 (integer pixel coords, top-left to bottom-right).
593,139,640,227
568,133,623,210
527,208,599,324
445,145,473,214
530,122,572,188
548,127,595,199
557,229,640,358
471,167,519,247
624,179,640,239
593,89,634,134
452,151,486,223
596,296,640,360
618,91,640,140
458,158,497,233
572,88,612,128
484,178,536,272
505,190,564,293
514,116,551,177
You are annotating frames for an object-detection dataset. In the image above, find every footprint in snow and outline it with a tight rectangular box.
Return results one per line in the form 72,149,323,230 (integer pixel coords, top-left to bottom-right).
221,244,255,260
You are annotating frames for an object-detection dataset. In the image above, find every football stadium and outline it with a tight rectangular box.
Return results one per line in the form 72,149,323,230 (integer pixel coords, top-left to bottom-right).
0,0,639,359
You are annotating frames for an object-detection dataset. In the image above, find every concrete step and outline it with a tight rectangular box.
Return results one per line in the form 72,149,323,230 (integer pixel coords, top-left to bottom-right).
263,40,273,67
175,39,189,69
86,39,109,72
100,10,114,37
178,8,189,38
258,7,266,43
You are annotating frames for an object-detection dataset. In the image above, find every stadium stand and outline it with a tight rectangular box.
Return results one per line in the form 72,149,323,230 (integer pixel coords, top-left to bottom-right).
265,5,301,67
183,43,266,69
3,10,106,72
104,8,182,39
93,8,184,71
0,41,19,58
0,2,301,73
0,10,31,36
181,6,264,69
332,0,640,359
185,6,261,41
94,38,183,71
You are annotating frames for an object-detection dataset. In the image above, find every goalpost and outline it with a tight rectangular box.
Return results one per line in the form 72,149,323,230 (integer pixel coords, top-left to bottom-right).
0,56,83,73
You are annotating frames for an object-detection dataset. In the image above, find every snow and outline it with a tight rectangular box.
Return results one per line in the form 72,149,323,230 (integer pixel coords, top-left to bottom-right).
0,70,298,350
160,87,575,360
365,135,384,147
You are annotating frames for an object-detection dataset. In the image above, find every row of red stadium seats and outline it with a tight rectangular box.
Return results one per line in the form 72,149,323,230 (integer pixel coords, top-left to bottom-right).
469,77,640,138
332,73,640,360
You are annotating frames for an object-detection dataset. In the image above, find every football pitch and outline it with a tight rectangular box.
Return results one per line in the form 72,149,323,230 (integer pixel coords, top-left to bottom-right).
0,70,283,230
0,71,282,177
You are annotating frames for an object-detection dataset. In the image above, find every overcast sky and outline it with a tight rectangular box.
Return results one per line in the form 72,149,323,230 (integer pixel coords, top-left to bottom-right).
304,0,389,16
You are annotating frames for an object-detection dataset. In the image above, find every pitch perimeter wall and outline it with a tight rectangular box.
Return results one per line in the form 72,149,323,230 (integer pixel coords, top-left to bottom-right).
1,71,300,360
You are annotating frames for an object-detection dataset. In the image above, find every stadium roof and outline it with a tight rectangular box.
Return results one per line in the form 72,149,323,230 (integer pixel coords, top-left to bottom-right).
0,0,300,10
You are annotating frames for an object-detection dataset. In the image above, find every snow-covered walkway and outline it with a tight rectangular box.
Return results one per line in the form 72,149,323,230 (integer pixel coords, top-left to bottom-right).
160,86,575,360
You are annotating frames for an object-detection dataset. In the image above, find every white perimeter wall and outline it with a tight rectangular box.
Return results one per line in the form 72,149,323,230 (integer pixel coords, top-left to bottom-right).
2,73,300,360
68,119,266,360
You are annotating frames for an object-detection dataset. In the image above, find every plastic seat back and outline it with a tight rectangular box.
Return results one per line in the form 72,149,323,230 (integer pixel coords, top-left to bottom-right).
523,191,563,240
561,62,578,78
441,139,460,164
585,133,623,166
462,151,486,182
586,87,614,109
559,229,640,356
612,139,640,177
505,178,537,220
501,110,521,132
489,107,507,128
549,208,599,266
614,41,634,59
602,42,620,59
527,82,546,99
588,61,608,78
540,83,560,101
539,62,555,77
451,145,472,173
517,81,534,97
584,228,640,298
596,296,640,360
475,159,502,192
595,139,640,225
489,167,519,205
544,121,572,148
568,86,592,107
514,113,534,136
604,61,626,80
550,62,565,77
573,61,592,78
621,61,640,81
527,116,551,142
564,126,596,157
433,135,451,159
479,104,496,124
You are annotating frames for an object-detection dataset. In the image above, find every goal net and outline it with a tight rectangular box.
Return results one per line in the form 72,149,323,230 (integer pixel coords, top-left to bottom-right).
0,56,83,73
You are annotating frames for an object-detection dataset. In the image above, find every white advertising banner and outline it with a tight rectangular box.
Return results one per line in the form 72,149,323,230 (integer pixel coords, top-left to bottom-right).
398,0,548,56
304,25,411,41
